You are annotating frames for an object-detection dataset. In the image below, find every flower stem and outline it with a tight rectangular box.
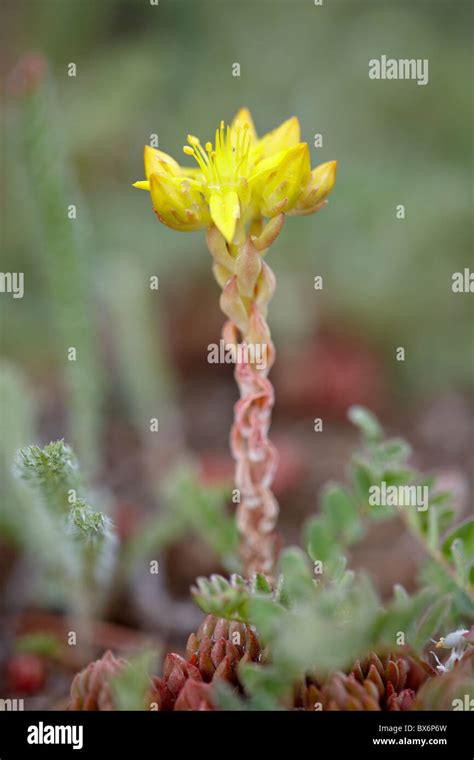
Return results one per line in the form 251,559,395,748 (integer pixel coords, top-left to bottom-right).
207,223,283,577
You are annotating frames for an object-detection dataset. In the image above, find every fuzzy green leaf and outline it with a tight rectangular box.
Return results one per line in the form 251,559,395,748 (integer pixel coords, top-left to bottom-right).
377,438,412,464
442,519,474,564
247,597,284,642
412,597,452,650
348,405,383,441
278,547,315,604
321,484,361,544
305,515,336,564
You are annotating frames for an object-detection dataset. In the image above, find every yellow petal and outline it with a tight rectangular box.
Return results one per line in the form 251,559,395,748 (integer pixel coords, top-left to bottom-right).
259,143,311,217
144,145,181,179
248,147,293,192
209,189,240,243
256,116,300,160
231,107,258,143
133,180,150,190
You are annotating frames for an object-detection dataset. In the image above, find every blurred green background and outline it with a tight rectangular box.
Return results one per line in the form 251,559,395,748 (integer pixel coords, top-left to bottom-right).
1,0,472,476
0,0,473,678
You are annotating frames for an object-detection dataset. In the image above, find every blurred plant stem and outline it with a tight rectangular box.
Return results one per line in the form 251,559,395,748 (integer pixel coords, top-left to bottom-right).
7,55,103,480
103,253,184,484
0,362,37,544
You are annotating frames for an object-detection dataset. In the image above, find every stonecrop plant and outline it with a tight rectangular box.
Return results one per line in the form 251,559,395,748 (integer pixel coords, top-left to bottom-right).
61,109,473,712
134,108,336,576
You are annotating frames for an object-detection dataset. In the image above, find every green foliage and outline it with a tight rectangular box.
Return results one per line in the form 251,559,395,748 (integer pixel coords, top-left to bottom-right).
347,406,383,442
305,484,362,574
16,441,80,512
347,406,474,616
15,632,62,660
191,572,273,623
303,406,473,618
442,520,474,585
0,365,88,611
15,441,114,544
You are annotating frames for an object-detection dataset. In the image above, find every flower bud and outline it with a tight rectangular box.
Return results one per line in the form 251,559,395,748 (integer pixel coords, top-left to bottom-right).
289,160,337,216
145,145,181,179
252,213,285,252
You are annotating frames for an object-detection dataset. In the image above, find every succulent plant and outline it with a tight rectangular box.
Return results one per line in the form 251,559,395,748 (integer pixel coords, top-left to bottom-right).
296,651,434,711
174,680,216,711
186,614,261,684
149,654,203,711
148,615,261,711
69,650,128,711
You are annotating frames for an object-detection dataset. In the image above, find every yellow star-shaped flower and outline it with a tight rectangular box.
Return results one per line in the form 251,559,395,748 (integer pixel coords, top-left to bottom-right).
134,108,336,244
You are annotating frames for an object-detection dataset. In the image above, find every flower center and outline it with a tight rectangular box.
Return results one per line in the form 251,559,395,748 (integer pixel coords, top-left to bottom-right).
183,120,251,190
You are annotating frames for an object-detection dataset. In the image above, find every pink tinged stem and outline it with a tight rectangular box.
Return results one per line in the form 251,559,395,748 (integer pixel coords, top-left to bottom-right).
209,222,283,578
224,301,280,577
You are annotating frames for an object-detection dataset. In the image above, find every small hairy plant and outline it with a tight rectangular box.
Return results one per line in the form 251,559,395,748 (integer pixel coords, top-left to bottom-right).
14,440,117,615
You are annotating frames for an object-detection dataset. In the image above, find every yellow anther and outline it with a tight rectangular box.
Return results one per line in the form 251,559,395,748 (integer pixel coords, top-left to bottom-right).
183,146,194,156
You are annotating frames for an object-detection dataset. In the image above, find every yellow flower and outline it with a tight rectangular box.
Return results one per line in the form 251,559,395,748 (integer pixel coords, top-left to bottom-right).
133,108,336,243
